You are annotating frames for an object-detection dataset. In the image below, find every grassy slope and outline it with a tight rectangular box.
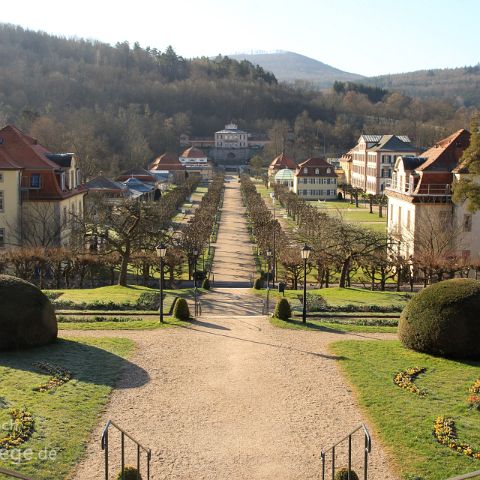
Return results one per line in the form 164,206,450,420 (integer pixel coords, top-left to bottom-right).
330,340,480,480
270,317,397,333
0,337,134,479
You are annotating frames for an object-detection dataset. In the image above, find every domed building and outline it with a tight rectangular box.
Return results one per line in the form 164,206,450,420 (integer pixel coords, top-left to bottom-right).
268,152,297,186
274,168,295,190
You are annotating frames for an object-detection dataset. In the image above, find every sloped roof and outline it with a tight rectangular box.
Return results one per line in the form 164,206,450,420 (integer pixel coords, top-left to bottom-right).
45,153,74,168
398,156,427,171
150,152,185,170
370,135,417,152
86,175,126,191
274,168,295,181
269,152,297,170
181,147,207,159
116,167,156,183
296,157,337,177
416,129,471,172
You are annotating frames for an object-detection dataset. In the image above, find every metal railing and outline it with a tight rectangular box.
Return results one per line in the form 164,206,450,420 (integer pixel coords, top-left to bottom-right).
0,468,35,479
195,298,202,317
321,424,371,480
446,471,480,480
386,182,452,196
101,420,151,480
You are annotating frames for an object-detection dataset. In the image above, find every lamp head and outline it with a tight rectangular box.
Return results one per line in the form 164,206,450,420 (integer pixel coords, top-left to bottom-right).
301,244,312,260
156,243,167,258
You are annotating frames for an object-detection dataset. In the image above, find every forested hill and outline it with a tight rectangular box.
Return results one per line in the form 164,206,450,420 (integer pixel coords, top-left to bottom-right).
0,24,475,178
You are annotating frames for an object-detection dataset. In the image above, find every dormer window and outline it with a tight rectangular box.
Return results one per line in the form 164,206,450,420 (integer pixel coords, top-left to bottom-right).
30,174,41,189
315,168,319,175
60,172,66,190
303,167,308,174
326,168,331,174
76,169,81,186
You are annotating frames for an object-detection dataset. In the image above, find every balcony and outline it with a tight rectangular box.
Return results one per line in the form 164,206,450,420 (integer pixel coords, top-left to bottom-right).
385,181,452,197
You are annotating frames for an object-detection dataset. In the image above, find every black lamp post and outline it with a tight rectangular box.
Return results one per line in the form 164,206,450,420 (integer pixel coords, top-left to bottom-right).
270,192,276,288
266,249,272,315
156,243,167,323
301,244,311,324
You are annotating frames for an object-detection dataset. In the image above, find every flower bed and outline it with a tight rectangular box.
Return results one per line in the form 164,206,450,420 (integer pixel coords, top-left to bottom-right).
33,362,72,392
433,416,480,459
0,408,35,449
393,366,427,395
468,379,480,410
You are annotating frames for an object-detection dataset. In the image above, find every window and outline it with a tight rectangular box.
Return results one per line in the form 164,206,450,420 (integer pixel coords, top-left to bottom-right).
309,178,315,184
406,210,411,229
0,228,4,248
0,173,3,182
464,214,472,232
315,168,319,175
303,168,308,174
30,174,41,189
0,191,3,212
326,168,331,174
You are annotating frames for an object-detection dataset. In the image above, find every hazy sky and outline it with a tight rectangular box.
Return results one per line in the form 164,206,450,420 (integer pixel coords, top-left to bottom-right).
3,0,479,76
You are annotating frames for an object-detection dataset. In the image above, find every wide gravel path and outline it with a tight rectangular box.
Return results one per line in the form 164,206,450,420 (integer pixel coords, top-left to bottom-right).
68,317,398,480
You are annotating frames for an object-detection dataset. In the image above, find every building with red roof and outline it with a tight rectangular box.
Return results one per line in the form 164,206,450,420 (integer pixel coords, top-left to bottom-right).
293,157,338,200
0,125,86,248
385,129,478,259
179,147,213,180
267,152,297,185
149,152,186,182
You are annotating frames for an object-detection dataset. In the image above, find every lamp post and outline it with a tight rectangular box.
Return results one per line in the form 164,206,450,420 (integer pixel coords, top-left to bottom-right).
155,243,167,323
270,192,276,288
301,244,311,324
266,249,272,315
193,247,199,316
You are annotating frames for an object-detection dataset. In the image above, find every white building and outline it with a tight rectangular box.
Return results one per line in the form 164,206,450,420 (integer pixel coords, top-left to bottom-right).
214,123,248,149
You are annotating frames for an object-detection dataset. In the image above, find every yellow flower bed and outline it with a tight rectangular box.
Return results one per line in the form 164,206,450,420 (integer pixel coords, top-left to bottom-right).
433,416,480,460
468,379,480,410
32,361,72,392
393,366,427,395
0,408,35,449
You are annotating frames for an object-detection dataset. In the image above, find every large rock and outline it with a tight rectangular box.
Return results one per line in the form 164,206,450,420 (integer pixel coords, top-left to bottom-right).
398,278,480,359
0,275,57,350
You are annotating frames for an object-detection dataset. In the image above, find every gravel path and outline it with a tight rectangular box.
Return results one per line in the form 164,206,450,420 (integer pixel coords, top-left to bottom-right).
68,319,398,480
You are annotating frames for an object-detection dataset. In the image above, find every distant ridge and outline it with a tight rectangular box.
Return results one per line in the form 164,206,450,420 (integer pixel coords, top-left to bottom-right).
228,51,364,87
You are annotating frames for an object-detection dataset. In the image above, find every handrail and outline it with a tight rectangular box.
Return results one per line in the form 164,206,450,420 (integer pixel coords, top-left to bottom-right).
0,468,35,479
446,471,480,480
321,424,371,480
101,420,151,480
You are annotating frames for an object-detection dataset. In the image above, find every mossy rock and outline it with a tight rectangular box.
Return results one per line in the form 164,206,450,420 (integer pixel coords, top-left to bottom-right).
274,298,292,320
398,279,480,359
334,468,359,480
173,298,190,321
117,466,142,480
0,274,57,351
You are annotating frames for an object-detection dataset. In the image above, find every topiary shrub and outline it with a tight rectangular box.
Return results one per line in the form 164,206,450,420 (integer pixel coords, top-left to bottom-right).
202,278,211,290
254,277,263,290
274,298,292,321
398,279,480,359
173,298,190,321
117,466,142,480
334,468,359,480
0,275,57,351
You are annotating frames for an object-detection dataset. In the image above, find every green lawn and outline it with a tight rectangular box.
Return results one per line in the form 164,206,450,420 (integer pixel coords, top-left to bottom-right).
270,317,397,333
46,285,155,303
0,337,135,479
330,340,480,480
253,287,410,308
58,316,186,330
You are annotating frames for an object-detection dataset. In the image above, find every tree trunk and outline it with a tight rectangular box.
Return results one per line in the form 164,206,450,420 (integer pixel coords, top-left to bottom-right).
396,266,402,292
369,196,373,214
371,267,376,291
118,247,130,286
339,256,351,288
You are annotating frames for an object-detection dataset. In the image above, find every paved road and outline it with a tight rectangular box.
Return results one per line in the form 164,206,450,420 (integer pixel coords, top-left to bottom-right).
211,176,256,287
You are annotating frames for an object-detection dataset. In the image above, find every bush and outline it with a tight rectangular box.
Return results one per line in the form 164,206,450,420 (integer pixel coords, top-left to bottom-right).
202,278,211,290
306,293,327,311
117,466,142,480
254,277,263,290
398,279,480,359
173,298,190,321
135,291,160,310
274,298,292,320
0,275,57,350
334,468,359,480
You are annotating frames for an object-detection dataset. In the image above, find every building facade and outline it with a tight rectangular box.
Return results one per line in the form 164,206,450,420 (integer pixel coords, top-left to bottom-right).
350,135,418,195
179,147,214,180
386,129,473,260
150,152,187,183
267,152,297,186
0,125,86,249
293,157,338,200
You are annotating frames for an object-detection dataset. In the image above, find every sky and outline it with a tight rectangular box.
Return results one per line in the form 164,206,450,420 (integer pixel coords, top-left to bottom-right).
2,0,479,77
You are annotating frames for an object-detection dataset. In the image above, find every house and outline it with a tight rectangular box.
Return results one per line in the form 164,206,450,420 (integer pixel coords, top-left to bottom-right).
350,135,418,195
85,175,128,204
211,123,252,165
116,167,157,184
386,129,473,259
0,125,86,249
293,157,338,200
179,147,214,180
150,153,186,183
267,152,297,186
273,168,295,189
339,150,353,186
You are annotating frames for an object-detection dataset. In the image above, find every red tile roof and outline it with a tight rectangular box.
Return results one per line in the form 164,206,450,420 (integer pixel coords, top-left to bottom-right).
269,152,297,170
296,157,337,177
181,147,207,159
150,152,185,171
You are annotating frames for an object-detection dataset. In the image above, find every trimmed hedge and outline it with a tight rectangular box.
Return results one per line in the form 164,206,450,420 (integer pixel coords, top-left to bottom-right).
117,466,142,480
254,278,263,290
398,279,480,359
0,275,57,350
274,298,292,320
334,468,359,480
173,298,190,321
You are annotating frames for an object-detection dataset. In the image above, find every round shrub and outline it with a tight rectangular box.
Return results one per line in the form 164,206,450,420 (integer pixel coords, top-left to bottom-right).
398,279,480,359
254,277,263,290
334,468,359,480
0,275,57,351
117,466,142,480
173,298,190,321
274,298,292,321
202,278,211,290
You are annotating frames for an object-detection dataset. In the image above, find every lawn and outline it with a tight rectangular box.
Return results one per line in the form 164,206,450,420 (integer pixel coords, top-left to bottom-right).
58,316,186,330
253,287,411,309
330,340,480,480
0,337,135,479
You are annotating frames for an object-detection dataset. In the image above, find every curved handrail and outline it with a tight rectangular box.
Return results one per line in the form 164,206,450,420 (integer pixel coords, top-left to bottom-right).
101,420,150,454
321,423,371,457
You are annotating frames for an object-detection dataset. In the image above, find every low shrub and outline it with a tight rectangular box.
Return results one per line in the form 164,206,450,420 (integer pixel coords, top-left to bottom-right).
274,298,292,321
334,468,359,480
57,315,139,323
117,466,142,480
254,278,263,290
173,298,190,321
135,291,160,310
202,278,211,290
306,293,327,311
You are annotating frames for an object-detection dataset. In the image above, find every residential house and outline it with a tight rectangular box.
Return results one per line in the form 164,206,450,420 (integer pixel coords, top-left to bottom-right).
386,129,473,259
293,157,338,200
351,135,418,195
150,153,186,183
179,147,213,180
267,152,297,186
0,125,86,249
